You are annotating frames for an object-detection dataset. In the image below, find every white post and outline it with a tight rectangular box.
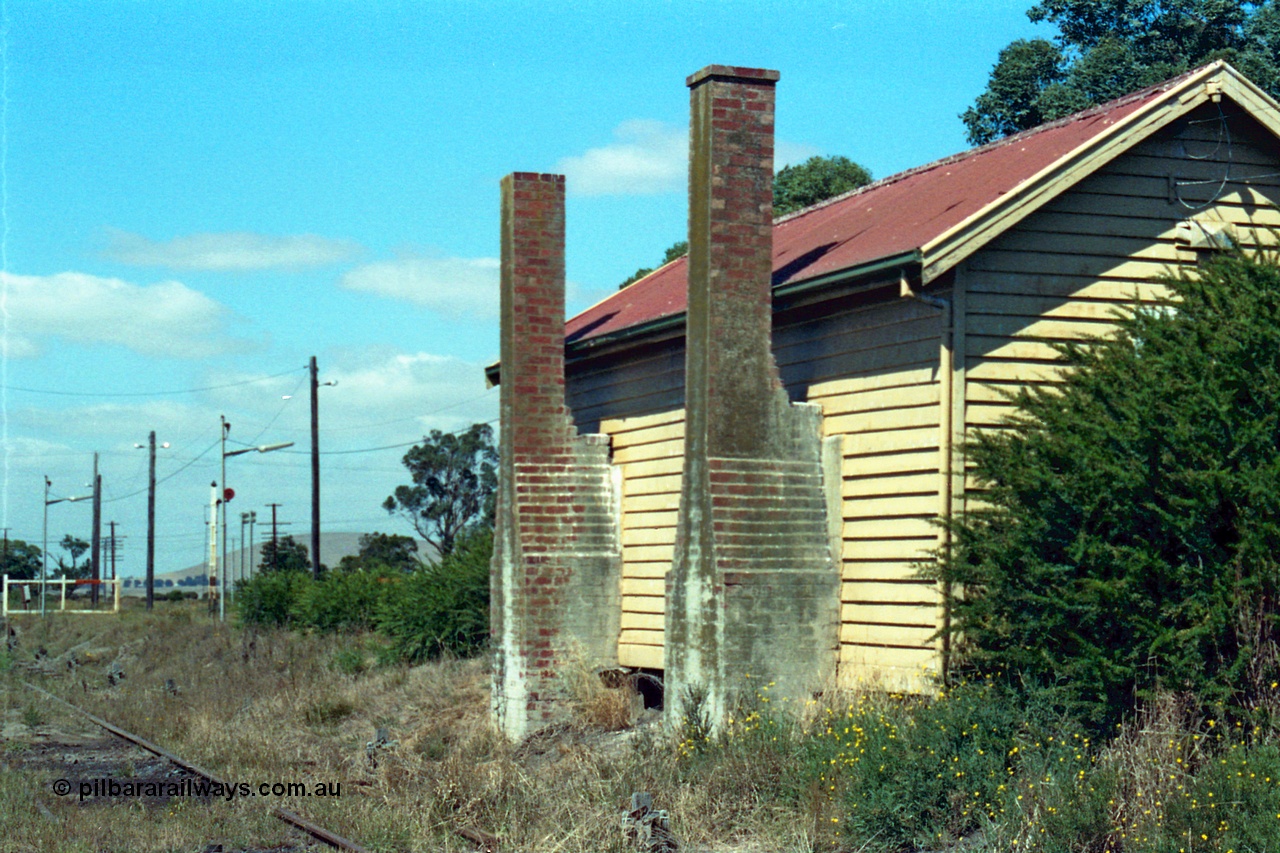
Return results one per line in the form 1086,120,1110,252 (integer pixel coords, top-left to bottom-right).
208,481,219,609
60,579,67,611
113,578,120,613
3,573,8,617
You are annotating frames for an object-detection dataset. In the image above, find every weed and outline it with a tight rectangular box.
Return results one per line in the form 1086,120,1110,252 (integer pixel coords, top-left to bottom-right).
303,698,356,726
20,704,41,729
330,646,367,676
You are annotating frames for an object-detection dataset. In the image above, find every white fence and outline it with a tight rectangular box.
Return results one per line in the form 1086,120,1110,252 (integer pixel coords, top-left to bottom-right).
2,574,122,616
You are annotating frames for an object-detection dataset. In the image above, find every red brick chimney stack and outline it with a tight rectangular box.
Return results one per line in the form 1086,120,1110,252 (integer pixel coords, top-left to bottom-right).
493,172,622,741
685,65,782,459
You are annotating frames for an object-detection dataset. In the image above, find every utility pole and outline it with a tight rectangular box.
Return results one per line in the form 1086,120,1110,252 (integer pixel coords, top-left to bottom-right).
247,511,256,577
107,521,116,584
91,453,101,608
1,528,10,573
310,356,321,579
146,431,156,611
265,503,282,571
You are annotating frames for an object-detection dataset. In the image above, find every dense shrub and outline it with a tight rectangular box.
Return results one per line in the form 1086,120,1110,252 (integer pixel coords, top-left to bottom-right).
290,569,385,632
375,529,491,663
934,250,1280,729
236,528,492,665
236,570,310,628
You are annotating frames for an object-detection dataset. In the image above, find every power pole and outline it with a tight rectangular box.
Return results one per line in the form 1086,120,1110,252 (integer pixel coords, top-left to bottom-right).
266,503,281,570
106,521,120,585
91,453,101,608
310,356,321,578
146,431,156,611
247,511,256,577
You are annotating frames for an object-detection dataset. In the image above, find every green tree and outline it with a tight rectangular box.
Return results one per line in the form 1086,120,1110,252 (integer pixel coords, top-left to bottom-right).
383,423,498,556
772,155,872,216
336,532,421,573
257,535,311,574
57,535,90,580
0,539,43,580
619,240,689,289
963,0,1280,145
933,250,1280,730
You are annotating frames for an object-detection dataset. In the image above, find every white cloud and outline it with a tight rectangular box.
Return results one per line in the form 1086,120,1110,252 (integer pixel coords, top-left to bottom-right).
775,141,822,171
557,119,687,196
0,271,245,359
103,229,362,271
556,121,826,193
324,351,496,432
204,350,498,444
340,256,500,317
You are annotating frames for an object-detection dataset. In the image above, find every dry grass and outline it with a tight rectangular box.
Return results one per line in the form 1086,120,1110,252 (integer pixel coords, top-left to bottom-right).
0,602,823,853
9,604,1271,853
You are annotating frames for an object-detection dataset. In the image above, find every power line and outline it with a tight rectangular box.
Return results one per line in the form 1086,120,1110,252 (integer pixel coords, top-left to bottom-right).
101,437,221,504
0,366,307,398
277,417,500,457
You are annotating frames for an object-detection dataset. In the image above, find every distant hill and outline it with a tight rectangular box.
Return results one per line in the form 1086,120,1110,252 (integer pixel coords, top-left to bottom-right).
118,531,434,596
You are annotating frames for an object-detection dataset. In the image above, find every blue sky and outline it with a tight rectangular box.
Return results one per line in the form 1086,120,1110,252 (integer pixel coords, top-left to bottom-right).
1,0,1043,575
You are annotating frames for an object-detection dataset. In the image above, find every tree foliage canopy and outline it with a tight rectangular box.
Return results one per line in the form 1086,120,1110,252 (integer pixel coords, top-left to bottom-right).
933,251,1280,729
57,535,90,580
619,240,689,289
383,423,498,556
336,532,421,573
963,0,1280,145
0,539,43,580
772,155,872,216
258,535,311,574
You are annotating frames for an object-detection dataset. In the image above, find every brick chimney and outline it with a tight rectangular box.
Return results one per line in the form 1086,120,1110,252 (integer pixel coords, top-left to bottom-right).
666,67,841,729
491,173,622,741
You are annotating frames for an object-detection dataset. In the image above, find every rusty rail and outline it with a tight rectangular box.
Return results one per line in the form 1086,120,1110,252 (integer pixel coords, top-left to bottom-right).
22,680,371,853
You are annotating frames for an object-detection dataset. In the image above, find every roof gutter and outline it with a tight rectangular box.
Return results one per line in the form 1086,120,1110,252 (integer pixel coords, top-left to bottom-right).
485,249,925,387
773,249,923,302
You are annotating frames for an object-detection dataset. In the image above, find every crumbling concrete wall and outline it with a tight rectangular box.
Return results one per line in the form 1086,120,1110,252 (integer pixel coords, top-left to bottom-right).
666,67,842,728
491,172,623,741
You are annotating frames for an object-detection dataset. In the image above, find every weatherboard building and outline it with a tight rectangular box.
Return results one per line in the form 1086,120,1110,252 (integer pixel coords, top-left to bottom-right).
486,61,1280,739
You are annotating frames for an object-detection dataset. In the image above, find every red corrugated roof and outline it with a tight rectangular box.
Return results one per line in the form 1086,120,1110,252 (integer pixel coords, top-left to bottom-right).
565,69,1199,346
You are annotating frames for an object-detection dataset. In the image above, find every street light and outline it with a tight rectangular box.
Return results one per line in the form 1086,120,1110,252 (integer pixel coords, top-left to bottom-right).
42,477,91,617
219,414,293,622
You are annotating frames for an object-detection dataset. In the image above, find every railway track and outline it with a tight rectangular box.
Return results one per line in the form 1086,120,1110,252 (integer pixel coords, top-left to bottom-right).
22,680,372,853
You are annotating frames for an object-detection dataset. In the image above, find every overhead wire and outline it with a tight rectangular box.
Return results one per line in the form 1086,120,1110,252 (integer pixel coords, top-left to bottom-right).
1174,100,1234,210
102,436,222,504
0,366,307,398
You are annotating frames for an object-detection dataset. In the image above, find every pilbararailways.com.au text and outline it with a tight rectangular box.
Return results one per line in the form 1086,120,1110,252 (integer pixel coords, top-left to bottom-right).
53,777,343,801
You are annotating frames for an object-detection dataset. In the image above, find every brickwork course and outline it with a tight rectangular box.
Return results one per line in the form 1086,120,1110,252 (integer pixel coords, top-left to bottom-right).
666,66,840,729
492,172,622,741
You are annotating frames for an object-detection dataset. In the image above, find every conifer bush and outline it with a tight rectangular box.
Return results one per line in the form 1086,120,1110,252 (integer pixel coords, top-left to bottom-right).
935,250,1280,729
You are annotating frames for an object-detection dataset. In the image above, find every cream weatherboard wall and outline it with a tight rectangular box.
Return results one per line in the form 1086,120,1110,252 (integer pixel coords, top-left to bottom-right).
963,105,1280,479
568,100,1280,689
